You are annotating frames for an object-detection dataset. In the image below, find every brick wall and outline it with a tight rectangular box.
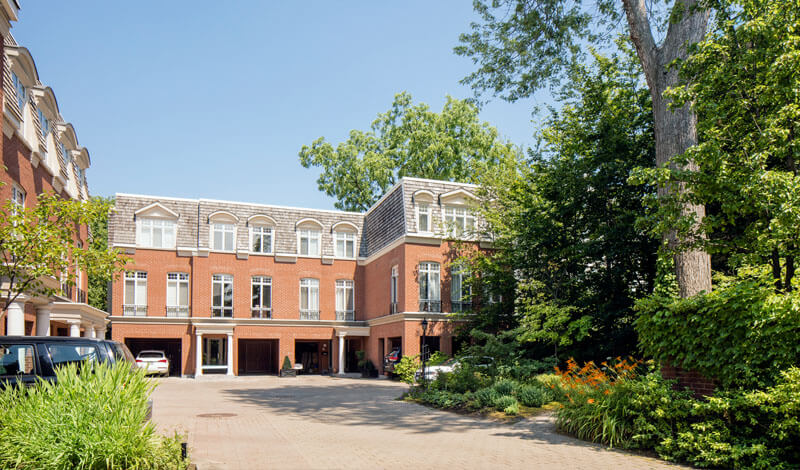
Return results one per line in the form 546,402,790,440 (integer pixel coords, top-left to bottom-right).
662,363,717,397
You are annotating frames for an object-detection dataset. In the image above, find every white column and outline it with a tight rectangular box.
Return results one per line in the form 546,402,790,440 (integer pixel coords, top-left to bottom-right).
96,326,106,339
6,301,25,336
195,332,203,377
226,333,234,376
35,304,51,336
69,321,81,337
337,334,346,376
82,325,93,338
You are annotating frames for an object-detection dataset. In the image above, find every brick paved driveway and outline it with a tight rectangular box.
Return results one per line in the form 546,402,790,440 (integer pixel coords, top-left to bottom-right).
150,375,682,470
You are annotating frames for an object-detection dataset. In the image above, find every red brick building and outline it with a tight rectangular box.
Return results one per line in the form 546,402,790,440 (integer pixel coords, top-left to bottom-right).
109,178,486,376
1,1,107,338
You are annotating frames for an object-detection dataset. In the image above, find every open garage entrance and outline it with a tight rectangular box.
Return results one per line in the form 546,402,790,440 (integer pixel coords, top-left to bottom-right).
295,340,331,374
125,338,182,377
238,339,278,375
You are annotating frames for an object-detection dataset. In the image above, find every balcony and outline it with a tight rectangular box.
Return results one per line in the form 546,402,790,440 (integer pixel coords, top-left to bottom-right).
419,300,441,313
61,283,73,300
336,310,354,321
122,305,147,317
76,288,87,304
251,307,271,319
450,300,472,313
300,310,320,320
166,305,190,317
390,302,399,314
211,306,233,318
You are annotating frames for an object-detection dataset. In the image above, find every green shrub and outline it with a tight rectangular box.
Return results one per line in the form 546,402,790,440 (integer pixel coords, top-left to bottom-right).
394,355,420,384
492,379,516,396
433,363,491,394
493,395,517,412
427,351,449,366
473,387,500,409
504,401,520,416
0,361,186,470
282,355,293,370
535,374,567,402
416,390,469,410
515,384,549,407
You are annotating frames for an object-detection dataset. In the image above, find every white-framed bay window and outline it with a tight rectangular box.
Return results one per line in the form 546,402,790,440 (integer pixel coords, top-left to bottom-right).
212,274,233,317
334,231,356,258
137,218,176,249
418,262,441,312
335,280,355,321
417,203,431,233
212,223,236,251
166,273,190,317
250,225,274,254
444,206,476,236
298,229,321,256
299,278,320,320
123,271,147,316
251,276,272,318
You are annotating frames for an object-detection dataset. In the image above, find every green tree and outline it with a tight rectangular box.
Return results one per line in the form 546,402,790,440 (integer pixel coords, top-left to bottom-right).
88,196,114,311
471,50,658,360
456,0,712,298
298,92,519,211
635,0,800,291
0,193,126,320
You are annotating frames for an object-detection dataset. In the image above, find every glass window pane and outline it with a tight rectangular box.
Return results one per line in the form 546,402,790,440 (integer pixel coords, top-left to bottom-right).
179,283,189,306
125,280,134,304
252,284,260,308
135,281,147,305
167,283,177,305
224,283,233,307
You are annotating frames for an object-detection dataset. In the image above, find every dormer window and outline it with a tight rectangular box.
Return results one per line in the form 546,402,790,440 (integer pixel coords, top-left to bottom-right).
137,219,176,249
11,73,26,111
296,219,323,257
444,206,476,235
37,108,50,137
60,142,72,167
213,223,235,251
248,215,276,255
332,222,358,259
417,203,431,233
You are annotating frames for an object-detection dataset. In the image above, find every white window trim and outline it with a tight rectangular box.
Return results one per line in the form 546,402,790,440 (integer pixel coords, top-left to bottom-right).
335,279,355,321
443,205,476,237
299,278,320,319
251,276,272,318
136,218,177,249
249,225,275,255
123,271,148,316
211,274,234,317
166,273,190,316
333,231,357,259
210,223,237,252
415,202,433,234
297,229,321,257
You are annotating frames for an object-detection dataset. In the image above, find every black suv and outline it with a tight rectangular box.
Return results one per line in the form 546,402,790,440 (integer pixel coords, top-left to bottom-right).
0,336,136,388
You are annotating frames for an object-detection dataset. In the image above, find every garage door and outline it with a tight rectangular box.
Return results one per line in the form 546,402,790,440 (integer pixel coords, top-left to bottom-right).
238,339,278,375
125,338,182,377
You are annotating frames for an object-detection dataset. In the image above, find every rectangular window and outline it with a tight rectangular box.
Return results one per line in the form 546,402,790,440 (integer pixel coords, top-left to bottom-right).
450,267,472,313
212,274,233,317
11,185,25,217
11,72,25,111
37,108,50,137
299,278,320,320
202,338,227,367
123,271,147,316
418,262,441,312
251,276,272,318
137,219,176,249
250,226,273,254
417,203,431,232
60,142,72,167
298,229,321,256
334,232,356,258
390,265,399,314
444,206,476,236
166,273,190,317
213,223,235,251
335,280,355,321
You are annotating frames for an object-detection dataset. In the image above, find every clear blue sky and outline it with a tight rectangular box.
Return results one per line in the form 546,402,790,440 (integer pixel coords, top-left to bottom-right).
12,2,547,210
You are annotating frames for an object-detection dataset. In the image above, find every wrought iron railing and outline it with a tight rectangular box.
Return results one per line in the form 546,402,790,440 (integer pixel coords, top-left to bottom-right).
61,283,73,300
419,300,441,313
336,310,354,321
166,305,190,317
300,310,320,320
122,305,147,316
450,300,472,313
211,306,233,317
251,307,271,319
77,288,87,304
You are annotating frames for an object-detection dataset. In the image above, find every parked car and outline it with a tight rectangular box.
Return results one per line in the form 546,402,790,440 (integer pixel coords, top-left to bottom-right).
135,350,170,376
415,355,494,382
383,347,402,374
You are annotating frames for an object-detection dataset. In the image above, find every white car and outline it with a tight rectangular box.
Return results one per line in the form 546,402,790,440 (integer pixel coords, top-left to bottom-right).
415,356,494,382
135,350,170,376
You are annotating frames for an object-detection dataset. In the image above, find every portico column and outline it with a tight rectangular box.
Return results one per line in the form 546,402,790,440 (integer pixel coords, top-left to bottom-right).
6,301,25,336
337,333,346,376
195,332,203,377
226,332,234,376
96,326,106,339
82,325,94,338
69,321,81,337
35,304,52,336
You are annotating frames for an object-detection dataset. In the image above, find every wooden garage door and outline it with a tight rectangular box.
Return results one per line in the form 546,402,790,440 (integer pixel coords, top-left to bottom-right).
238,339,278,375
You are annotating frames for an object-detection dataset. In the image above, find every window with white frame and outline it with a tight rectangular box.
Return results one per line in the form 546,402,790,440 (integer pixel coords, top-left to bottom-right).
251,276,272,318
11,72,25,111
444,206,476,236
297,229,321,256
212,223,236,251
390,265,399,314
37,108,50,137
250,225,274,254
418,262,441,312
123,272,147,316
137,218,176,249
59,142,72,167
299,278,319,320
212,274,233,317
335,280,355,321
450,266,472,313
334,231,356,258
11,185,25,216
417,203,431,233
166,273,190,317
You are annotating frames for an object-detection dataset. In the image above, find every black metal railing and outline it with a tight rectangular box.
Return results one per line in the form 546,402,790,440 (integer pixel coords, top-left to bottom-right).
336,310,355,321
166,305,190,317
211,306,233,317
450,300,472,313
122,305,147,316
76,288,87,304
419,300,441,313
61,283,73,300
251,307,271,319
300,310,320,320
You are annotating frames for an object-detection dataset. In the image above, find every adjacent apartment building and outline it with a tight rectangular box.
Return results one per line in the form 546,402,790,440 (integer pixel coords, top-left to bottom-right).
109,178,488,376
1,0,107,338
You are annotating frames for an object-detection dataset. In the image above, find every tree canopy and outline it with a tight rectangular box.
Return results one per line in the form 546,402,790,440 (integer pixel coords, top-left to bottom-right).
298,92,519,212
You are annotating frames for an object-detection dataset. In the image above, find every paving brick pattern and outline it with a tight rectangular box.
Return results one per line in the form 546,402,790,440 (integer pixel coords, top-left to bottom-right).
150,376,685,470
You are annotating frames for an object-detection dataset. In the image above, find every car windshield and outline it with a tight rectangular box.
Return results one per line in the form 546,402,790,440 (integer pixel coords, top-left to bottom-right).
138,352,164,359
441,358,459,366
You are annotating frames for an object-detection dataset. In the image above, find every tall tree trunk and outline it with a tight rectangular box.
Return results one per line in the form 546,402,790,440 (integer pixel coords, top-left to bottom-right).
623,0,712,298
